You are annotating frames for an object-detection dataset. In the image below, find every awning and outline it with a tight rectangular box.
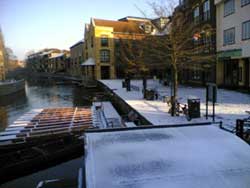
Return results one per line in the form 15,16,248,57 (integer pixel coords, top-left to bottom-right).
81,58,95,66
217,49,242,60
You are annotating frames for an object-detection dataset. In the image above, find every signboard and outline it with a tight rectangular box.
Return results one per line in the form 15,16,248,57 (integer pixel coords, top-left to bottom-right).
206,83,217,122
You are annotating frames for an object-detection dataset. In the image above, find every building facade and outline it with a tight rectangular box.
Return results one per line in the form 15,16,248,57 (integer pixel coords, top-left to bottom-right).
175,0,217,86
26,49,69,73
48,51,70,73
215,0,250,89
69,40,84,77
83,17,156,80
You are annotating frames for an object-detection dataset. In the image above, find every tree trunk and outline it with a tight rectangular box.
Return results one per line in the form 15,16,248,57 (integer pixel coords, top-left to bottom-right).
171,64,178,116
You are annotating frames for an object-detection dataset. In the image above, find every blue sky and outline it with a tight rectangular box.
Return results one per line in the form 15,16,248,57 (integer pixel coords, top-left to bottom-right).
0,0,152,60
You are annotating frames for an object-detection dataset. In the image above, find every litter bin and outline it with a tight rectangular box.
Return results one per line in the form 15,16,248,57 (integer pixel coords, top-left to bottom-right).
125,78,131,91
188,98,200,119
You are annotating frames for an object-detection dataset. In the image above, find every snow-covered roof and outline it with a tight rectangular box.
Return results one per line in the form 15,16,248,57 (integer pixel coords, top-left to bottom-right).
81,58,95,66
39,50,54,56
70,40,84,49
85,125,250,188
49,53,64,59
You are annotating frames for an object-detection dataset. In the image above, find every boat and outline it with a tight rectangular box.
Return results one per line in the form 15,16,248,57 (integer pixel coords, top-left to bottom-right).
0,79,25,96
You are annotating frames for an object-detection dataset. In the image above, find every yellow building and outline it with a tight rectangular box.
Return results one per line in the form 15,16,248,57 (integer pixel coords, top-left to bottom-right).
83,17,151,80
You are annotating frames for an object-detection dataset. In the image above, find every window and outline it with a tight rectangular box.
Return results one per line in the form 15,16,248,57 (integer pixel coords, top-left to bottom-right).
224,27,235,45
242,20,250,40
203,0,210,21
144,24,152,33
100,50,110,63
241,0,250,6
101,37,109,47
224,0,235,17
193,7,199,24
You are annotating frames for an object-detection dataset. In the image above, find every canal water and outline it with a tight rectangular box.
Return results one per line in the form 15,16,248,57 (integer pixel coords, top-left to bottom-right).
0,78,100,131
0,78,103,188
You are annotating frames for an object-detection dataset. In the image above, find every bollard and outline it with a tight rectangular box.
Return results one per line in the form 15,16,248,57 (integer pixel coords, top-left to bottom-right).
236,119,244,139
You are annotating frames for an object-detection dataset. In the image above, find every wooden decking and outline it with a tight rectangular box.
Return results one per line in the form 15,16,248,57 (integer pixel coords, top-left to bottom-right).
0,107,93,145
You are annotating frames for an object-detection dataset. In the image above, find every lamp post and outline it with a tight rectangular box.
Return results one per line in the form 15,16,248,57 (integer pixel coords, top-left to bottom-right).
170,64,175,116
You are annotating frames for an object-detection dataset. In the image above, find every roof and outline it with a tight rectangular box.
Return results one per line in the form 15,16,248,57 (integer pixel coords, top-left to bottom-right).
70,40,84,49
85,125,250,188
40,50,54,57
93,18,147,34
81,58,95,66
49,53,65,59
118,16,151,22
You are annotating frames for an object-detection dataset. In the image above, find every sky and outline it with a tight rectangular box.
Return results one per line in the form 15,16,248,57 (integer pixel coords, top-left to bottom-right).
0,0,152,60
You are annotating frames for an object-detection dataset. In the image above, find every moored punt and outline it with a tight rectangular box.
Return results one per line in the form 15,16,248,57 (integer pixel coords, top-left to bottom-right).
0,107,93,145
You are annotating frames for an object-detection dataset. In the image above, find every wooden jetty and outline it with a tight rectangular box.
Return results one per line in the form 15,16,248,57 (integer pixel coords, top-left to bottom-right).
0,107,93,145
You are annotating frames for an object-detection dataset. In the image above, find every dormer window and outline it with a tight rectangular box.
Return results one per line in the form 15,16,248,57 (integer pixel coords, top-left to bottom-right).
139,23,151,33
144,24,152,34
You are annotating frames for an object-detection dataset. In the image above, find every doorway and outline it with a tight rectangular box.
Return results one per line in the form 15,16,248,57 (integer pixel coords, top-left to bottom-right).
224,59,239,87
101,66,110,79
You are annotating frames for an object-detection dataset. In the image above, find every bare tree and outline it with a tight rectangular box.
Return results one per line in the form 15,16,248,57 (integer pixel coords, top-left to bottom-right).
119,38,149,78
0,28,6,81
144,0,216,116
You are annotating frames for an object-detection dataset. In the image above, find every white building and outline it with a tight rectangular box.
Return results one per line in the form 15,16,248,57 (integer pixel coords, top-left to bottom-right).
215,0,250,89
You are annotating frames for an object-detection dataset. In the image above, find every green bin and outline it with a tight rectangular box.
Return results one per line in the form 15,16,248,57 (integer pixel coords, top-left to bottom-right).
188,98,200,119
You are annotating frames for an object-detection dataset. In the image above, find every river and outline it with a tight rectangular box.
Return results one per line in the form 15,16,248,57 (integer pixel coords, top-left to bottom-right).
0,78,100,131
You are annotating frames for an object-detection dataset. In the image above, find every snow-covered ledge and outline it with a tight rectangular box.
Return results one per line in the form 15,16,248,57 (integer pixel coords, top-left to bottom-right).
214,0,223,5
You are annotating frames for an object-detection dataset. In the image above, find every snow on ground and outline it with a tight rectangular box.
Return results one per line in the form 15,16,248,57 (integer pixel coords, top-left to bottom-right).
85,126,250,188
101,79,250,128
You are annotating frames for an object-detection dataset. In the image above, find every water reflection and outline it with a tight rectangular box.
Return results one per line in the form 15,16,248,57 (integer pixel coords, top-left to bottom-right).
0,79,100,129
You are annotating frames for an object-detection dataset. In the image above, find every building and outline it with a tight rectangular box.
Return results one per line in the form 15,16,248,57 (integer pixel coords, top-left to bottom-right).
215,0,250,89
0,29,6,81
174,0,217,86
69,40,84,77
48,51,70,73
83,16,166,81
26,49,69,73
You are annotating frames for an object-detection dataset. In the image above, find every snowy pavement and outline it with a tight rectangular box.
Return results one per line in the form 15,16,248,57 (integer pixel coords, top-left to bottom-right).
100,79,250,128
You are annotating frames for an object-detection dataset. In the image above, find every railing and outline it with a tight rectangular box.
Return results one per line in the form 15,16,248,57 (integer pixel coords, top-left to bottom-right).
236,118,250,140
130,84,140,92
